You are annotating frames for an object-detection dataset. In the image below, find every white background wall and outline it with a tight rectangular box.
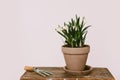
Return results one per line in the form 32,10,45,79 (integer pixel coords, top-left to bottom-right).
0,0,120,80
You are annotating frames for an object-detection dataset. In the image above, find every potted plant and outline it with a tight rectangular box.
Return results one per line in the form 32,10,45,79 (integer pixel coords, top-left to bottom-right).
55,15,91,71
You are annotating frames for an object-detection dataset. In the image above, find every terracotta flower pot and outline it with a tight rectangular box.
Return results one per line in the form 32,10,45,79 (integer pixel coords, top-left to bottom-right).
62,45,90,71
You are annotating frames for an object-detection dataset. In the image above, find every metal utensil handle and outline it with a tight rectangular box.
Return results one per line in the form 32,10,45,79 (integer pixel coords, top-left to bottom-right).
33,67,53,77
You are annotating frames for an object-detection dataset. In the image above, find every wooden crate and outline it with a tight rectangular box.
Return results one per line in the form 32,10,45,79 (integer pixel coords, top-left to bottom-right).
20,67,115,80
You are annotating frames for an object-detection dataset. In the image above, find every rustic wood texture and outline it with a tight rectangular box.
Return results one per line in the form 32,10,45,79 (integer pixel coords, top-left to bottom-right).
20,67,115,80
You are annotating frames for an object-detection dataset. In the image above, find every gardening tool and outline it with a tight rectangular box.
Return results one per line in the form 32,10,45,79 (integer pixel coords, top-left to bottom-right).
24,66,53,77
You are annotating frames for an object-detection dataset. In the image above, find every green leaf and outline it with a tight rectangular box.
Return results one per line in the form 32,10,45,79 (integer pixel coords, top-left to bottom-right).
80,17,85,30
71,18,74,25
76,17,80,26
75,14,78,20
56,30,67,39
83,31,88,45
64,22,67,26
82,25,91,33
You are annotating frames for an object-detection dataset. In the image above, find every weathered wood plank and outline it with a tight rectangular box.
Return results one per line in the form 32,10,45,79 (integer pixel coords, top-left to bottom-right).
20,67,115,80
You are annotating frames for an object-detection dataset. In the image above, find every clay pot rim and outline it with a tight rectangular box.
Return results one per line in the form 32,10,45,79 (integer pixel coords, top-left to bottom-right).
62,44,90,55
62,45,90,48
